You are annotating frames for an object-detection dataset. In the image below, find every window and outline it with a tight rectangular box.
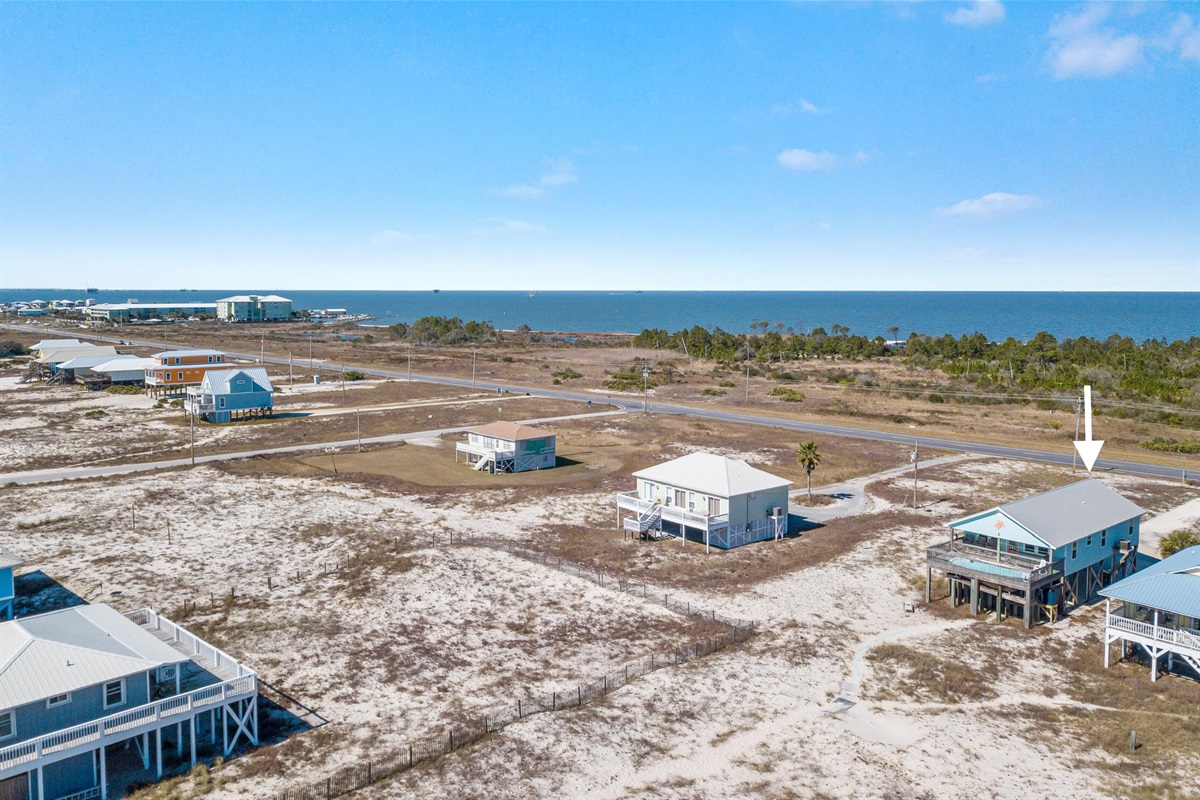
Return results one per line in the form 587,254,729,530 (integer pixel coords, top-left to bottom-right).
674,489,686,507
1071,542,1078,559
1101,529,1107,547
47,693,71,708
1086,535,1093,547
664,488,673,507
104,679,125,708
207,356,213,363
1191,617,1200,632
688,492,696,511
177,372,184,381
642,482,654,501
1129,521,1134,536
218,397,226,409
0,711,13,740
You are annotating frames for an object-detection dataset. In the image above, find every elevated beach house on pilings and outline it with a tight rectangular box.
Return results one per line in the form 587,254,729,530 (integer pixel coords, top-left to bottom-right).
1100,545,1200,682
926,478,1144,628
455,422,557,473
144,350,228,398
184,368,274,424
0,606,258,800
617,452,791,553
0,549,21,621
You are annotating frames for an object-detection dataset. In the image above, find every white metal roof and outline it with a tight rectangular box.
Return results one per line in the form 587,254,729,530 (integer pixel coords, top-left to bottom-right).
0,605,185,710
91,356,156,374
30,339,85,352
216,295,291,303
199,367,273,395
36,346,116,365
56,354,138,371
633,452,792,498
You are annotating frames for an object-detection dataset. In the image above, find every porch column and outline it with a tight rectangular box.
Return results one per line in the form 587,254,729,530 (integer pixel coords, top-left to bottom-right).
1104,599,1111,668
156,726,162,778
36,765,43,800
1151,648,1159,682
177,721,183,756
100,745,107,800
969,578,979,616
705,527,710,556
1023,588,1033,629
190,716,197,767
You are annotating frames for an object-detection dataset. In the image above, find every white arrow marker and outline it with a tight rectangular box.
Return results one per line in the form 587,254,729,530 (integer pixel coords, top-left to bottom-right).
1074,385,1105,472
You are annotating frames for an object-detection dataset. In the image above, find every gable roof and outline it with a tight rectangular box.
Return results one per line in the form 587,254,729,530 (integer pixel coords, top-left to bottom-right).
30,339,85,352
91,356,157,374
1100,545,1200,618
633,452,792,498
947,479,1144,549
200,367,273,395
56,354,138,371
0,605,185,709
36,346,115,366
466,421,554,441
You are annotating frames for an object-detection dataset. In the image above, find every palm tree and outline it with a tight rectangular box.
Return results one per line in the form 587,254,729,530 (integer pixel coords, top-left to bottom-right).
1161,529,1200,558
796,441,821,500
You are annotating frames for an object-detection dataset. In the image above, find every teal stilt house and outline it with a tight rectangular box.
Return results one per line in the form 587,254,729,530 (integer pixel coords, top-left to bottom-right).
0,549,21,621
926,479,1144,627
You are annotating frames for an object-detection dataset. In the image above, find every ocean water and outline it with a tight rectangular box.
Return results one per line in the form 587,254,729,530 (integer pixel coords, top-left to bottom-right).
2,290,1196,342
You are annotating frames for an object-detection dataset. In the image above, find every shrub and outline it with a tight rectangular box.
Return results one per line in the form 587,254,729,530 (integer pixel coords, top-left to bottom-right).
551,368,583,380
106,385,142,395
768,386,805,403
0,340,28,357
343,370,366,382
551,378,562,385
701,388,725,397
1161,530,1200,557
1047,419,1063,430
83,409,106,418
927,393,946,403
717,380,736,388
1140,437,1200,454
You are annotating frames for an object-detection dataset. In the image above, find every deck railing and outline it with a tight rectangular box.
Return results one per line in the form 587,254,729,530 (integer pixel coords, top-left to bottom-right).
927,538,1059,581
0,674,256,773
125,608,252,679
1106,613,1200,653
455,441,516,461
617,492,728,531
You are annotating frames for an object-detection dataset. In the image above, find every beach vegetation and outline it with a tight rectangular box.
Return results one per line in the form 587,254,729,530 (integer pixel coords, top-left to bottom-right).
1161,530,1200,557
796,441,821,500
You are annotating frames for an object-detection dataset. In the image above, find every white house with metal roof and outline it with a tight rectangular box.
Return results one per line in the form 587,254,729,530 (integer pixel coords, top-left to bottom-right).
183,368,274,423
1100,545,1200,682
455,421,556,473
0,605,258,800
0,550,22,621
927,479,1144,628
89,357,157,386
617,452,791,553
28,341,86,359
215,295,292,322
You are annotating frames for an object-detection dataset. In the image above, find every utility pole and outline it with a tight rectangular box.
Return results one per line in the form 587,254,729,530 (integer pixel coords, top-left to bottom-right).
341,362,346,404
189,407,196,466
308,339,313,374
1072,395,1083,472
472,350,477,389
260,332,264,364
912,440,919,509
641,365,651,415
289,353,293,385
408,346,412,382
745,364,750,402
356,408,361,452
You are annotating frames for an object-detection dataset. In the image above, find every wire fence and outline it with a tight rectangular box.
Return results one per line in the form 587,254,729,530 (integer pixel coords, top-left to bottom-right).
272,540,757,800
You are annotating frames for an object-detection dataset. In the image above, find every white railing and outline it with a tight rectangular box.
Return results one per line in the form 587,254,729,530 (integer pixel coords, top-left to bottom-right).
0,674,256,772
617,492,728,531
456,441,516,461
1107,613,1200,653
928,539,1060,581
125,609,253,679
55,787,101,800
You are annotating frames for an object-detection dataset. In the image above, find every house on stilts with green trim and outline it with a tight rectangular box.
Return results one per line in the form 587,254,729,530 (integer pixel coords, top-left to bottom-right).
926,478,1144,628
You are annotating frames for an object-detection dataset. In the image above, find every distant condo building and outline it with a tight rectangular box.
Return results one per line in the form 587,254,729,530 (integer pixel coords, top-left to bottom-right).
215,295,292,322
85,302,217,322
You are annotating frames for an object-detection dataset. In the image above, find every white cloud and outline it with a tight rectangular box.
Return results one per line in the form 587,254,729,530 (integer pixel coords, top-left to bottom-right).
772,99,825,116
491,158,578,200
1162,13,1200,61
935,192,1046,219
945,1,1006,27
470,218,550,236
491,184,546,200
1047,5,1144,78
371,230,414,243
777,149,841,172
539,158,578,187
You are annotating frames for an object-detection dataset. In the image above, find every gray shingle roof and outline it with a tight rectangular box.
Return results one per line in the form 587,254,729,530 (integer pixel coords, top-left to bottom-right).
633,452,792,498
1099,545,1200,618
995,479,1144,549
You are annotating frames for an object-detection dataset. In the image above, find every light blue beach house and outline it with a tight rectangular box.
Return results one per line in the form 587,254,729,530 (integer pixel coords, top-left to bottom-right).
926,478,1144,627
0,549,21,621
617,452,791,553
183,368,274,424
0,605,258,800
1100,545,1200,682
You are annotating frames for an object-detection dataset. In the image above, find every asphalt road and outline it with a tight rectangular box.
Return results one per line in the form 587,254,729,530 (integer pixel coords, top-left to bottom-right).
6,324,1197,484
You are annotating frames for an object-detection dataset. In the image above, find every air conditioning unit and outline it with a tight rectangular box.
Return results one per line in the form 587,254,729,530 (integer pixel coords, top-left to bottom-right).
771,507,784,518
1117,540,1131,553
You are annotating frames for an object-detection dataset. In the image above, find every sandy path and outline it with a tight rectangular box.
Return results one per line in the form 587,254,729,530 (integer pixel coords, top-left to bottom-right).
1138,496,1200,557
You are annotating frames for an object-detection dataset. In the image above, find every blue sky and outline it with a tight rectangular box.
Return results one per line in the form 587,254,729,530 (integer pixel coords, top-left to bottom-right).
1,1,1198,291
